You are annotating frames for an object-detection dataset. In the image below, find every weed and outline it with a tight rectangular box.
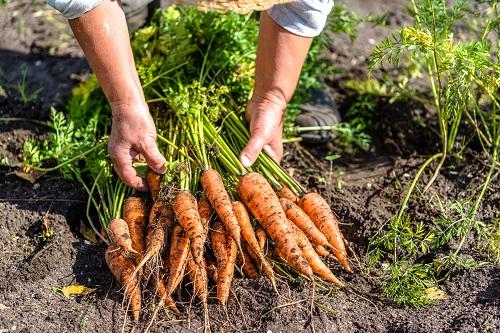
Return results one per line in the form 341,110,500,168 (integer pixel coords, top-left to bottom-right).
15,65,43,106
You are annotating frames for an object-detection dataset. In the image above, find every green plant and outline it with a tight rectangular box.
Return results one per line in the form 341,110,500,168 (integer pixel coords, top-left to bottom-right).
16,65,43,106
370,0,499,192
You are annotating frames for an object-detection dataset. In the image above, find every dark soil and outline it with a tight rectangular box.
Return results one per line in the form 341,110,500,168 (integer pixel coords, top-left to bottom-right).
0,1,498,333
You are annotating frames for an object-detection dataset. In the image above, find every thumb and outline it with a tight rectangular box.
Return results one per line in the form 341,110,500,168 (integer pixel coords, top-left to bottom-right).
240,134,266,168
141,139,167,174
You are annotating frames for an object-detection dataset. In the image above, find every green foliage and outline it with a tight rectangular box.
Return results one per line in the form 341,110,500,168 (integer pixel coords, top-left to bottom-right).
368,199,494,307
15,65,42,106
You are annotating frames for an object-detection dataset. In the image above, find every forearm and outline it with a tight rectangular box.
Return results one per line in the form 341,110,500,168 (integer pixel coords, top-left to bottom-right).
68,0,144,107
252,12,313,108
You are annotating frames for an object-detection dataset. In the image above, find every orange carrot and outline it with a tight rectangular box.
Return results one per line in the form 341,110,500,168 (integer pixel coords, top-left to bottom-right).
122,197,147,264
278,183,299,203
132,200,175,283
236,172,313,278
165,225,190,297
173,191,206,266
315,244,330,257
187,253,210,331
286,220,344,287
299,193,351,272
280,198,330,249
210,221,237,306
232,201,276,289
238,242,260,279
187,255,209,303
109,218,138,254
200,169,242,250
198,198,212,235
255,227,267,252
105,244,142,321
146,168,162,202
206,259,218,282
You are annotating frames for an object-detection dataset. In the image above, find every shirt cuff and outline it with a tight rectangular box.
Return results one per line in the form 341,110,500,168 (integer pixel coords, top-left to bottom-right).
48,0,103,20
268,0,334,37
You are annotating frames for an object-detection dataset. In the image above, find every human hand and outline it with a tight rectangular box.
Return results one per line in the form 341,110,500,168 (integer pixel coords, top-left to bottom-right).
108,101,166,191
239,95,286,168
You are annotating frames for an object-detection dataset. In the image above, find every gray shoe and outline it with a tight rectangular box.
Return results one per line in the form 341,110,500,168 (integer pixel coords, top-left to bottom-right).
295,88,341,143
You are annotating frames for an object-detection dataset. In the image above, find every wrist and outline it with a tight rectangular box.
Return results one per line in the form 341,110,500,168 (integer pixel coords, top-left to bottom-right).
249,89,288,111
110,97,148,117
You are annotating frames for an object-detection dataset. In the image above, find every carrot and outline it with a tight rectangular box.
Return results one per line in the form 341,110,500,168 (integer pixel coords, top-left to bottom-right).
232,201,276,289
278,183,299,203
109,218,138,254
122,197,147,264
187,253,210,332
210,221,237,306
255,227,267,252
238,242,259,279
187,255,209,303
146,168,162,202
200,169,242,250
198,198,212,235
298,193,352,272
173,191,206,266
132,200,175,283
315,244,331,257
286,220,344,287
206,259,218,282
236,172,313,278
105,244,141,321
164,225,190,297
280,198,331,249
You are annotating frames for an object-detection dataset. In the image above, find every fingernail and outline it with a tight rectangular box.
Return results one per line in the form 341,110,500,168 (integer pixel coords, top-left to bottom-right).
241,155,251,168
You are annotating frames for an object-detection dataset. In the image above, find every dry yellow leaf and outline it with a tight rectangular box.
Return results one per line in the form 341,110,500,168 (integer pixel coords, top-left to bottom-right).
60,285,95,298
425,287,447,301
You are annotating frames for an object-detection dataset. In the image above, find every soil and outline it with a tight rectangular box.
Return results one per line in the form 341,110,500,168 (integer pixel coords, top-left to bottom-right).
0,1,498,333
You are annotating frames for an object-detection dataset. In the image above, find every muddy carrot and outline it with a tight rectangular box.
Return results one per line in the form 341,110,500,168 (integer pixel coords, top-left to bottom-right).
280,198,331,249
105,244,142,321
287,220,344,287
109,218,137,254
278,183,299,203
146,168,162,202
173,191,205,266
255,227,267,252
211,221,237,306
122,197,147,265
198,198,212,235
236,172,313,278
201,169,242,250
238,242,260,279
233,201,276,288
299,193,351,272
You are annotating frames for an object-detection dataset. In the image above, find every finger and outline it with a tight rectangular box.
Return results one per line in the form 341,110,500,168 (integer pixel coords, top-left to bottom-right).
140,139,167,174
240,134,266,168
111,152,149,191
263,142,283,164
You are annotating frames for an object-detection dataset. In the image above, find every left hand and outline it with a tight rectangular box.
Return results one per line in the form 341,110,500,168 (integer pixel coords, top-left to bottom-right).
240,95,286,168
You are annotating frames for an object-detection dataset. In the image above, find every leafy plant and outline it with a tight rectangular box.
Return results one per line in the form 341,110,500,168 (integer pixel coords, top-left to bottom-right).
370,0,499,193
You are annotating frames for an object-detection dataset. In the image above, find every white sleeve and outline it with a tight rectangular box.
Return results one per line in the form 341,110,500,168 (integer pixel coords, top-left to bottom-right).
48,0,102,20
267,0,334,37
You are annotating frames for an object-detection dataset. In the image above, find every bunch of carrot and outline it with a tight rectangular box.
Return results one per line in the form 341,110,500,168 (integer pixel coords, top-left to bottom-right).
105,168,351,324
101,83,352,328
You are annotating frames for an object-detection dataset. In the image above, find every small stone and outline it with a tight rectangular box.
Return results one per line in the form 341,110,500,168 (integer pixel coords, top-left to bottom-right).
366,183,372,189
368,38,376,45
32,183,40,190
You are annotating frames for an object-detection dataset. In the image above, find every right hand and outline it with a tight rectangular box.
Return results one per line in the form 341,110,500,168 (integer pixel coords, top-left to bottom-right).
108,100,166,191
